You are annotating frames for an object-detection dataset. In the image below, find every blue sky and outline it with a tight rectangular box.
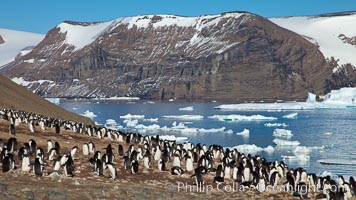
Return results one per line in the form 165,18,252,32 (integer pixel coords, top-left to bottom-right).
1,0,355,33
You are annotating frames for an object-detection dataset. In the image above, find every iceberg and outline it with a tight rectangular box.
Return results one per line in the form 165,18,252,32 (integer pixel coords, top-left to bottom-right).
273,138,300,146
143,118,159,122
81,110,97,119
264,123,288,127
282,155,310,162
273,128,293,138
179,106,194,111
208,114,277,121
236,128,250,137
120,114,145,119
228,144,275,155
162,115,204,120
123,119,139,127
159,135,188,142
283,112,298,119
198,127,226,133
293,146,311,155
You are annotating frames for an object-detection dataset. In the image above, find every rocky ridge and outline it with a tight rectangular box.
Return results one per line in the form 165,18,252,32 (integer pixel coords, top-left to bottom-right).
2,11,354,102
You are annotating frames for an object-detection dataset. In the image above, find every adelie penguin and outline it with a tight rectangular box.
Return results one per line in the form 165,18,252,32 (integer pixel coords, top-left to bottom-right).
118,144,124,156
21,154,31,173
64,156,75,177
171,166,184,176
55,122,60,134
191,167,204,186
105,163,117,180
2,154,15,172
33,157,43,177
131,160,139,174
83,143,89,156
9,123,16,135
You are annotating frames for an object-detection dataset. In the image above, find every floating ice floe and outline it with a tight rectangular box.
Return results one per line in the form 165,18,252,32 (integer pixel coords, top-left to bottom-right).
293,146,311,154
105,119,117,126
264,123,288,127
236,129,250,137
273,138,300,146
120,114,145,119
179,106,194,111
162,115,204,120
283,112,298,119
208,114,277,121
214,102,316,110
273,128,293,138
123,119,139,127
282,155,310,162
81,110,97,119
158,135,188,142
198,127,226,133
214,87,356,110
324,132,333,135
317,159,356,165
228,144,275,155
143,118,158,122
72,107,78,110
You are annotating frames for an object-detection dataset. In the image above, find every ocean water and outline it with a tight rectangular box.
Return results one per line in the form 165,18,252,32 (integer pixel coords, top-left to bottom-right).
60,101,356,177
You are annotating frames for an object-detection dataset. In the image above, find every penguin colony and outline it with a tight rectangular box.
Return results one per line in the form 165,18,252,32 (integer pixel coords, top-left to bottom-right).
0,108,355,199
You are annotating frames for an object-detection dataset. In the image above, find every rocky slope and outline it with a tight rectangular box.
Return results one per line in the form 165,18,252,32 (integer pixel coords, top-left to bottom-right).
0,35,4,44
2,11,351,102
0,74,92,124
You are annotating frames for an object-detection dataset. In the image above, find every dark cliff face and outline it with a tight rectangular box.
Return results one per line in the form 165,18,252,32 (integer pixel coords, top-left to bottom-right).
0,12,336,102
0,35,4,44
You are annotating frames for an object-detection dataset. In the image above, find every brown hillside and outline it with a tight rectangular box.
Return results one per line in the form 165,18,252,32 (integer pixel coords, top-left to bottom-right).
0,74,92,124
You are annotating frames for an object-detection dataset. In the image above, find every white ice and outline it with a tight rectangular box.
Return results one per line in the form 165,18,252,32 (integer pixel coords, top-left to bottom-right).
273,128,293,138
120,114,145,119
45,98,60,105
208,114,277,121
283,112,298,119
317,159,356,165
81,110,97,119
162,115,204,120
179,106,194,111
236,128,250,137
159,135,188,142
281,155,310,162
273,138,300,146
264,123,288,127
228,144,275,155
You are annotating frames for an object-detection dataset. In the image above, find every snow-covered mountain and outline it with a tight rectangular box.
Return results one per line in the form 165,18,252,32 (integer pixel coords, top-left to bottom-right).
1,11,355,102
270,11,356,72
0,28,44,67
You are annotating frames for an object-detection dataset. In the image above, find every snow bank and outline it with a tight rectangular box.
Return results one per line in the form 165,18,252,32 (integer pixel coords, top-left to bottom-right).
208,114,277,121
236,128,250,137
81,110,97,119
179,106,194,111
273,138,300,146
264,123,288,127
271,14,356,69
162,115,204,120
120,114,145,119
273,128,293,138
57,21,112,51
283,112,298,119
0,28,44,67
